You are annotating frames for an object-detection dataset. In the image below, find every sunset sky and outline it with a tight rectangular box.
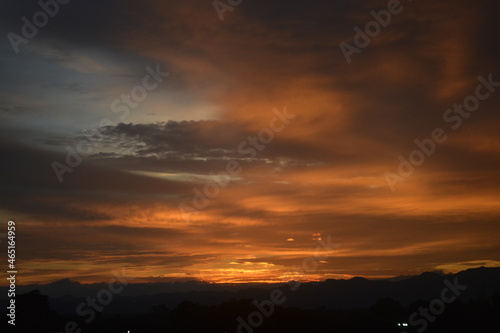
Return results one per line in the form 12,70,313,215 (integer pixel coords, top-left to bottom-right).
0,0,499,285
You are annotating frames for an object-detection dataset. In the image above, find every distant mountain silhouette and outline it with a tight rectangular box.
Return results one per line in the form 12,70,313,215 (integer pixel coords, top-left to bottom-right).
1,277,258,298
1,267,499,315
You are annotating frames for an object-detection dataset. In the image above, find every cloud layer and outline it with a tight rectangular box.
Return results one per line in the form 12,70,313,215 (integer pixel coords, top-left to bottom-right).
0,0,499,284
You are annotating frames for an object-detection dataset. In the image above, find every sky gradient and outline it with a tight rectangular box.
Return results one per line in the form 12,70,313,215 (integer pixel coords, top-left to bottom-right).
1,0,500,285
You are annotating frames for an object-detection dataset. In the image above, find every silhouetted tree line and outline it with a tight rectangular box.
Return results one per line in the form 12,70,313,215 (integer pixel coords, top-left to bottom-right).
2,290,499,333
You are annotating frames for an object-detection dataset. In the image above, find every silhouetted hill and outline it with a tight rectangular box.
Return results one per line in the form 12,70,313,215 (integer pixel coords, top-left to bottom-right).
0,278,269,298
1,267,499,315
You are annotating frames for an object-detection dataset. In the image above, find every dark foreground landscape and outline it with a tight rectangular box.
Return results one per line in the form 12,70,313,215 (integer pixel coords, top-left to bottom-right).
2,267,499,333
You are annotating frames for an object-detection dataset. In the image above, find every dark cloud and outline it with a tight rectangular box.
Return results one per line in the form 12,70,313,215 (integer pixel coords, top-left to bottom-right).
0,139,192,222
